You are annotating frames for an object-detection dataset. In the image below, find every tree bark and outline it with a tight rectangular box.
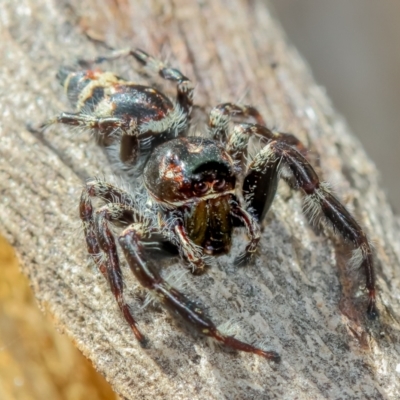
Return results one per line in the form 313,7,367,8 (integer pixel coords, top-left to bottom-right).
1,0,400,399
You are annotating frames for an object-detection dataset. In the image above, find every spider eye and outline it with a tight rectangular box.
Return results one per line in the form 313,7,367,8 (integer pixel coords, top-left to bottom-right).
213,178,226,191
193,181,208,195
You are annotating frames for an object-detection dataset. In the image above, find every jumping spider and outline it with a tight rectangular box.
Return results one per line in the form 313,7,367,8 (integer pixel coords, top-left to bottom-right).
40,48,378,362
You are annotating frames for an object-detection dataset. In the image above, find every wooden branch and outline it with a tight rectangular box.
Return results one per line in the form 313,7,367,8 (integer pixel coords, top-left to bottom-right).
1,0,400,398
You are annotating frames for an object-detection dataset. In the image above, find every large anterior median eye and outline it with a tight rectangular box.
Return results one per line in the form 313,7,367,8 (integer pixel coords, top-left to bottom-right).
193,181,209,195
213,178,226,191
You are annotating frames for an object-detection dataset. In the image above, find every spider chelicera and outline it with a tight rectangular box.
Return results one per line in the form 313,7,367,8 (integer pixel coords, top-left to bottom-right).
40,48,378,362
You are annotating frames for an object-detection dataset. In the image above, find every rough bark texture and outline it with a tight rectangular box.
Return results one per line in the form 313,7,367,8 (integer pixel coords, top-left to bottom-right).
1,0,400,399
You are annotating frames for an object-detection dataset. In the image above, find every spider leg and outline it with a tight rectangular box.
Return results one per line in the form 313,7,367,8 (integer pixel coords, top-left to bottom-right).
78,48,194,117
41,110,143,164
80,181,146,343
40,112,122,132
132,49,194,117
229,201,261,266
82,178,138,208
227,123,308,168
208,103,265,141
245,140,378,318
173,220,207,274
118,224,280,361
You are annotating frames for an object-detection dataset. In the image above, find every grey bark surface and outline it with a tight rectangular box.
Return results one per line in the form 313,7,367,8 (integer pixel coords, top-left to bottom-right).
1,0,400,399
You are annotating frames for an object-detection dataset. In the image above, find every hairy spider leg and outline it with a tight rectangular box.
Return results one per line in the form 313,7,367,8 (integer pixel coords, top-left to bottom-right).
41,110,144,166
79,179,138,278
39,77,146,165
227,123,308,166
173,221,208,274
244,138,377,318
208,102,266,141
119,224,280,362
80,181,146,344
42,113,122,131
229,201,262,266
78,48,194,117
132,49,194,117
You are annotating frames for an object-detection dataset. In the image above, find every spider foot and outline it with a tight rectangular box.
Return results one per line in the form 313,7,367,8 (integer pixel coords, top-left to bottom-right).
186,257,209,275
234,251,254,267
190,266,207,276
211,329,280,362
137,336,150,349
260,350,281,363
26,122,46,134
367,295,378,320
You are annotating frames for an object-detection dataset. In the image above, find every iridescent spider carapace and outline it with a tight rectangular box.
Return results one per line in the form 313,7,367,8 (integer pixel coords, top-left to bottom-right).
39,48,378,362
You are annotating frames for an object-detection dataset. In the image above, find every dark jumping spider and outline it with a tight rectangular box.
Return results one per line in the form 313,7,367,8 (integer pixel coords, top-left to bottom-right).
40,48,377,362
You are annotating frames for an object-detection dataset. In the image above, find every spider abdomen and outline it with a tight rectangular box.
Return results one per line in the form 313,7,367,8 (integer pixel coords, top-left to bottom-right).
97,85,174,122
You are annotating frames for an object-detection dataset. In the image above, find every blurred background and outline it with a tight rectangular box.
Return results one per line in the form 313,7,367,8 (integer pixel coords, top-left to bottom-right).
0,236,117,400
270,0,400,213
1,1,399,399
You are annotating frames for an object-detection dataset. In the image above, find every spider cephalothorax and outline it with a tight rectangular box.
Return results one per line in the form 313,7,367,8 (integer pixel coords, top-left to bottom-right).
144,137,237,256
40,48,378,362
